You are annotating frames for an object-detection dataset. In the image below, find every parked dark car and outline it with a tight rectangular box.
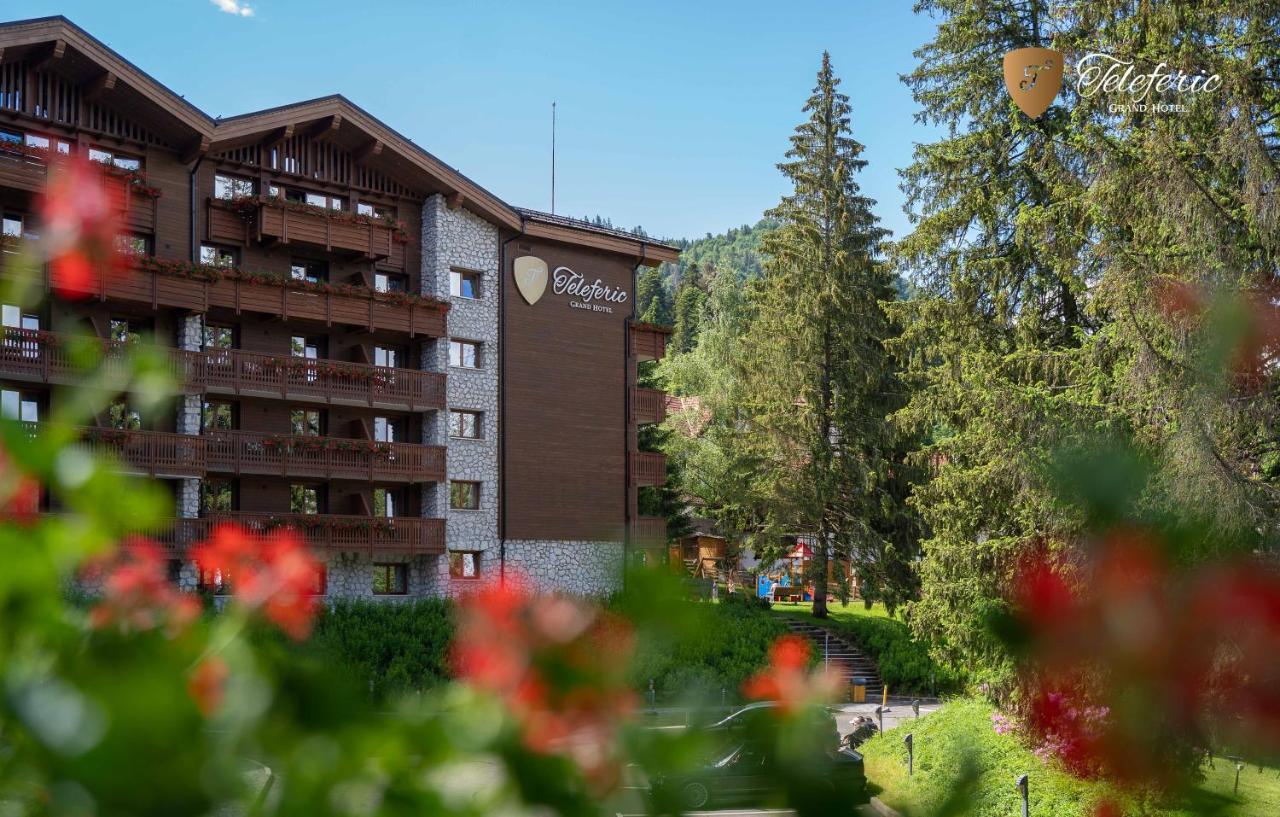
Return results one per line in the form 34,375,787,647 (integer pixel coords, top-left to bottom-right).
700,701,840,752
649,742,868,812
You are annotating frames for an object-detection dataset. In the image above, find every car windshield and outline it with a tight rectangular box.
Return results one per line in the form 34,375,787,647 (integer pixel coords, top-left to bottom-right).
713,747,743,768
710,704,773,728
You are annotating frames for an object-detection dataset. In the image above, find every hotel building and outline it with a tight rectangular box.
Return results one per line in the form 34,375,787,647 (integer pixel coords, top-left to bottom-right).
0,17,677,596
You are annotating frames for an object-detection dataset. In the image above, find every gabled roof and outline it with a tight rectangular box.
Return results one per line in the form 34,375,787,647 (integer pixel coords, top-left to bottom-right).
0,16,212,147
212,95,520,230
0,16,681,263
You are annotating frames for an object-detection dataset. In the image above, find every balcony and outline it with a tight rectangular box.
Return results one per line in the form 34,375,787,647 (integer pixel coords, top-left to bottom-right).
6,256,446,338
207,199,407,271
204,431,445,484
630,323,671,362
630,451,667,487
631,516,668,547
631,387,667,425
0,149,157,234
0,330,446,412
76,427,205,479
157,513,446,557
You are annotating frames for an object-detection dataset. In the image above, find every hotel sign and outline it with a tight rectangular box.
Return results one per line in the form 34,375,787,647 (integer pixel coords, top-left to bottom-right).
514,255,628,314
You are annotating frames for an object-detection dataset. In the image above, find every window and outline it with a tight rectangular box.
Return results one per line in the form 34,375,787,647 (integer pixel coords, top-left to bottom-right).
2,304,39,331
449,551,481,580
449,339,480,369
450,269,481,299
357,201,395,219
202,400,236,432
198,566,232,595
203,324,235,350
200,244,237,268
373,345,401,369
115,234,149,257
0,130,21,148
302,191,345,210
110,318,150,344
290,260,328,284
450,481,480,511
290,484,324,515
373,487,401,518
284,188,305,203
213,174,255,200
0,389,40,422
372,563,408,595
24,133,70,155
88,147,142,172
2,214,22,238
202,479,236,513
291,335,325,360
375,272,408,294
108,398,141,430
373,416,403,443
449,410,481,439
291,408,324,437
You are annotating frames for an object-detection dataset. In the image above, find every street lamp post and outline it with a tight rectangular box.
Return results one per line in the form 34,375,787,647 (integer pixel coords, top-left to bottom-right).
904,733,913,778
1016,774,1029,817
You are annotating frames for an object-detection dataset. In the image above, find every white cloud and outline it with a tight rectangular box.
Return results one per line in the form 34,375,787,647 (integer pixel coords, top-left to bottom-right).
209,0,254,17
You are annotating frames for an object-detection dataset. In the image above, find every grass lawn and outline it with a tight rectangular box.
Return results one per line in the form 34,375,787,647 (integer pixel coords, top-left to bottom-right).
768,600,964,696
861,698,1280,817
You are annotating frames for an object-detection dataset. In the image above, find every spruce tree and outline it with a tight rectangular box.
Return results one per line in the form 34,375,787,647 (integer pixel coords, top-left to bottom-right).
739,53,902,618
671,264,709,354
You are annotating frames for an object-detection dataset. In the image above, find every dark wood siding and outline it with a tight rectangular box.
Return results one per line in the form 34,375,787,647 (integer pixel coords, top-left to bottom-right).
502,238,634,542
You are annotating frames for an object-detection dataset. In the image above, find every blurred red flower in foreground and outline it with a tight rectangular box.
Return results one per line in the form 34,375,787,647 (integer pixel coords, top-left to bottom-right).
742,633,841,712
191,523,321,640
85,537,200,634
37,156,127,300
188,656,229,717
0,442,40,519
452,579,636,787
1011,528,1280,789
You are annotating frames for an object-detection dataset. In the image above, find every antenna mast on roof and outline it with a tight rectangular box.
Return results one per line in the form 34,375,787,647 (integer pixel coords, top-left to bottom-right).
551,101,557,215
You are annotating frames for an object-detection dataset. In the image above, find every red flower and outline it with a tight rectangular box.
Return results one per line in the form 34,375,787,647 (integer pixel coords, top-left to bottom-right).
37,156,127,301
188,656,229,717
191,523,320,640
86,537,200,635
742,633,840,712
451,578,636,788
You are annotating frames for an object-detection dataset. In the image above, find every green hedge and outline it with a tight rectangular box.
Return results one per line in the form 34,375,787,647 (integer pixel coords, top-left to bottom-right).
629,595,788,704
304,598,454,698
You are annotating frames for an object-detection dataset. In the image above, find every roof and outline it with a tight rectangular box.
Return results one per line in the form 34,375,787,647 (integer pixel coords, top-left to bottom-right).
0,16,683,263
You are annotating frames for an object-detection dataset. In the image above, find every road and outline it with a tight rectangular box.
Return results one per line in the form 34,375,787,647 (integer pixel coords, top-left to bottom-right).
612,702,937,817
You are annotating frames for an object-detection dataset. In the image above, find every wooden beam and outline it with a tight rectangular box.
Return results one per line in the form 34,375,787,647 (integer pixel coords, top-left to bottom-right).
307,114,342,142
352,138,383,164
261,123,294,147
81,71,117,102
445,192,464,210
31,39,66,71
180,135,210,164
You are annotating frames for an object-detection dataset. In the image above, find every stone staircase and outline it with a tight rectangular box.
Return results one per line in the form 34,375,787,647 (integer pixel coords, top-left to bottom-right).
785,619,884,699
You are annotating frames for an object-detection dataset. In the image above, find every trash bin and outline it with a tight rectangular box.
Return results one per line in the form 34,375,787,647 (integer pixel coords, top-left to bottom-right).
852,677,867,703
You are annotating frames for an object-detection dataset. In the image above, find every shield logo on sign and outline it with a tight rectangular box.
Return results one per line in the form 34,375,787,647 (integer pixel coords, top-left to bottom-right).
513,255,548,305
1003,47,1064,118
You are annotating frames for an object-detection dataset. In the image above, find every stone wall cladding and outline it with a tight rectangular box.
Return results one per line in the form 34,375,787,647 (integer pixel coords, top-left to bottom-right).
421,194,501,593
502,540,625,596
177,314,204,518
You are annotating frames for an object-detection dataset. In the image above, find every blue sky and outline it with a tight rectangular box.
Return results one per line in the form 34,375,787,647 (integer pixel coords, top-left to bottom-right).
10,1,941,242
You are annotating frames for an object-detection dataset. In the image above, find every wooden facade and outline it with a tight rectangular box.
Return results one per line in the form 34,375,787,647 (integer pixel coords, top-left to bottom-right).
0,16,680,586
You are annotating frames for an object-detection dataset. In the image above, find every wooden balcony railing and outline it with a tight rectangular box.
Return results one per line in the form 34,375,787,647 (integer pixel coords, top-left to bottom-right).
204,431,444,483
631,516,668,547
631,387,667,425
0,329,446,411
630,451,667,487
2,255,446,337
630,323,671,362
20,422,444,484
155,513,446,557
207,199,407,271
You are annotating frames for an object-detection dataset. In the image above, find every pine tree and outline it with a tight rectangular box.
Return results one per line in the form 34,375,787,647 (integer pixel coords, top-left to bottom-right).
671,264,709,354
636,267,673,325
739,53,902,618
